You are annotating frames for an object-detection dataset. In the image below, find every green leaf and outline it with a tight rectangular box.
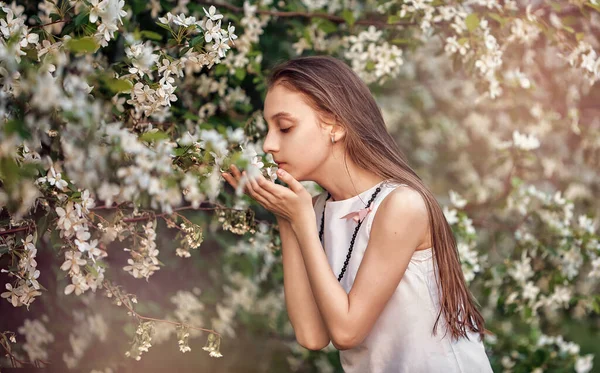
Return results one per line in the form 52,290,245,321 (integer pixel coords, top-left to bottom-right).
342,9,356,27
593,298,600,314
585,2,600,12
549,1,562,12
30,14,43,25
183,112,200,121
155,22,172,32
140,30,163,41
131,0,147,14
104,77,133,93
37,215,50,239
66,37,100,53
235,68,246,81
0,158,20,186
3,118,30,139
488,13,507,26
74,12,88,26
140,131,170,142
214,64,228,76
49,13,61,22
123,322,136,338
60,21,76,36
50,228,62,249
190,35,203,47
576,32,584,41
465,13,480,33
562,25,575,33
457,37,469,45
173,147,189,156
387,15,401,24
390,38,417,45
179,46,191,57
314,18,338,34
302,27,312,43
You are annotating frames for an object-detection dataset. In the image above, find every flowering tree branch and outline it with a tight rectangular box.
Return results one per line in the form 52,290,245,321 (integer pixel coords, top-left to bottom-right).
196,1,414,28
0,332,51,368
102,280,222,336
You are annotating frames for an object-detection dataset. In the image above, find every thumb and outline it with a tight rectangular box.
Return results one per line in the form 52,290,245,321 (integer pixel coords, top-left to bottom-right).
277,168,303,193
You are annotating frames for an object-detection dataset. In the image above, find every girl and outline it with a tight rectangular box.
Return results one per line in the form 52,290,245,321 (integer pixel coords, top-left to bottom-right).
222,55,493,372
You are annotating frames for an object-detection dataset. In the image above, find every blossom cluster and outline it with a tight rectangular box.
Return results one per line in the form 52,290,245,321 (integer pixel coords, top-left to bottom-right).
343,26,404,85
0,234,41,309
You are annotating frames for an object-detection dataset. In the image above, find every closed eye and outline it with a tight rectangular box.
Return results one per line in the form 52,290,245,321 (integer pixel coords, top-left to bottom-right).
280,127,291,133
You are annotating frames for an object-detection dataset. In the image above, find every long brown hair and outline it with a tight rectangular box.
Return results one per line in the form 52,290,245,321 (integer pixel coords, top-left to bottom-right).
267,55,489,342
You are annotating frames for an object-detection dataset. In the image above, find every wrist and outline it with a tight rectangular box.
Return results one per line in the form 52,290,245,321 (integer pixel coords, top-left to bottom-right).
290,210,315,234
276,215,291,229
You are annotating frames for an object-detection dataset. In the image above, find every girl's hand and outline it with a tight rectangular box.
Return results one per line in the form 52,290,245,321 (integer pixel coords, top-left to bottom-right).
222,165,314,223
221,164,252,197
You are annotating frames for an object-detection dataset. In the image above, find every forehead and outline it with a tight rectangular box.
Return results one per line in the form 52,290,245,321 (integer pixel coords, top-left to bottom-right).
264,84,311,120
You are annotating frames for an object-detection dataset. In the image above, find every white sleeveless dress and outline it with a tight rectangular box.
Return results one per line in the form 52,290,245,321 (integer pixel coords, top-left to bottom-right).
312,179,493,373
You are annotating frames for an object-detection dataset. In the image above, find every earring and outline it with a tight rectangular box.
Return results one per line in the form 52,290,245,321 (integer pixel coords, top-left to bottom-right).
331,135,335,144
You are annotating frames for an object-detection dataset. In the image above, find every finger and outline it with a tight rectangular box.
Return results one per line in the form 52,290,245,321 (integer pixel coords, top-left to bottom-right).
276,169,303,193
230,164,243,180
247,171,274,203
222,173,236,188
230,165,253,195
255,173,281,197
223,173,244,193
223,171,253,197
244,171,270,206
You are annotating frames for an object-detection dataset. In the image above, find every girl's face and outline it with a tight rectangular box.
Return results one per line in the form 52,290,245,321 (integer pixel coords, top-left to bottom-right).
262,83,332,182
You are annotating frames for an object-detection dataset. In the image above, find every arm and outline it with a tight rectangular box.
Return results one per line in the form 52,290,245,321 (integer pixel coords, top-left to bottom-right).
291,187,429,350
222,166,330,349
279,195,331,350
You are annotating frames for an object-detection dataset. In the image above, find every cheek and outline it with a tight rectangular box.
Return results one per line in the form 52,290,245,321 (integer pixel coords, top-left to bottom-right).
282,128,328,166
289,143,328,173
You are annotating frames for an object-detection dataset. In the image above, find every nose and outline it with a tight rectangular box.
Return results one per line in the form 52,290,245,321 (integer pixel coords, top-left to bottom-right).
262,130,279,155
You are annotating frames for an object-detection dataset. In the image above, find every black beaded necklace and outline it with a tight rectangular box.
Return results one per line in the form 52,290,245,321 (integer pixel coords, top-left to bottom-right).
318,183,383,282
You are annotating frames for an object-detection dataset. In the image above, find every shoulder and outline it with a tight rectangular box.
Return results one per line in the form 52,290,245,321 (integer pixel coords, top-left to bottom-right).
382,185,428,214
373,185,429,233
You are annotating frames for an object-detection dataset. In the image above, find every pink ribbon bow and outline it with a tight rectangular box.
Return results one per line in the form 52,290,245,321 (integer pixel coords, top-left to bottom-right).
340,205,373,223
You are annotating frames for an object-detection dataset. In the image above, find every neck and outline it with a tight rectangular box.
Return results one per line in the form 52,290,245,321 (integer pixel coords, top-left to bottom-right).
317,166,385,202
327,178,385,202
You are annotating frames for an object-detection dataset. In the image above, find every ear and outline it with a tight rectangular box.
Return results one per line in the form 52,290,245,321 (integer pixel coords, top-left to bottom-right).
334,123,346,142
319,113,346,142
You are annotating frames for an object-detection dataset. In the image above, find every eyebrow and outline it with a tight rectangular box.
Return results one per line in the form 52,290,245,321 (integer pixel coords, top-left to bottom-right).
265,111,299,123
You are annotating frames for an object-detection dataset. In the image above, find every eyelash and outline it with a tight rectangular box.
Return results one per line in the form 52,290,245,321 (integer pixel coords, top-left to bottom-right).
280,127,291,133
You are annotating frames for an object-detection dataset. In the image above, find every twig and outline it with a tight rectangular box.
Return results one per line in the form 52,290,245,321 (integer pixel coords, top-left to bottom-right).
2,201,275,241
116,202,273,227
196,1,415,28
0,226,31,236
0,335,50,368
30,19,69,29
103,280,222,337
